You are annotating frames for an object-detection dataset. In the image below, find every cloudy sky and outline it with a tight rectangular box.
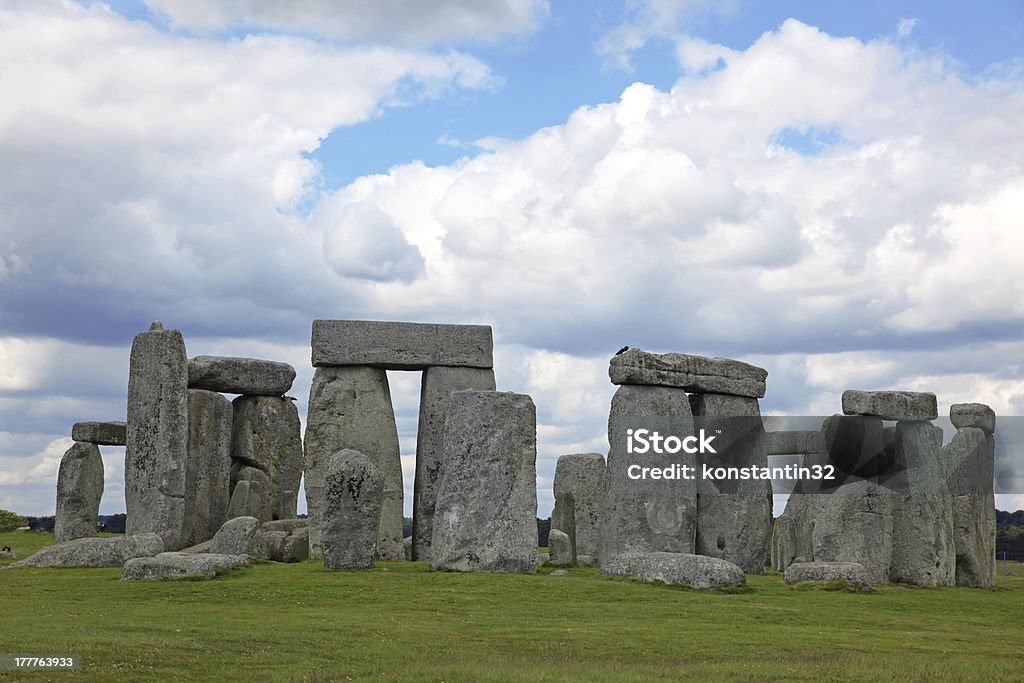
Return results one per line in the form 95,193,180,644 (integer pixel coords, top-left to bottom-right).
2,0,1023,518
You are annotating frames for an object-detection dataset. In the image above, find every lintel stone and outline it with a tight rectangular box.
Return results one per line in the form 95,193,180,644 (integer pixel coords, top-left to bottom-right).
311,320,493,369
608,348,767,398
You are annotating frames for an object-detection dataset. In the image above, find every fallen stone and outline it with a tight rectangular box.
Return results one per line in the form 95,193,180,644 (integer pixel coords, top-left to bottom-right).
209,516,262,557
181,389,232,548
413,365,495,561
841,390,938,421
311,319,493,369
548,529,573,566
260,518,308,533
431,391,539,573
71,421,126,446
765,430,822,455
691,393,772,575
322,449,384,570
231,395,303,520
187,355,295,396
600,385,697,566
550,569,569,576
304,366,404,560
552,453,604,566
125,321,189,550
950,403,996,434
783,561,873,592
121,552,251,580
177,539,214,554
609,348,767,398
601,552,746,590
54,441,104,544
4,534,164,568
253,523,309,563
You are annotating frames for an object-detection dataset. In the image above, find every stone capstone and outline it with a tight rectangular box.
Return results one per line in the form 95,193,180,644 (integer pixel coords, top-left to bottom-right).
121,552,251,581
54,441,104,544
4,533,164,568
71,421,126,446
783,561,873,592
608,348,767,398
125,321,189,550
431,391,539,573
600,552,746,590
187,355,296,396
950,403,996,434
551,453,604,567
413,365,495,561
303,365,403,560
322,449,384,570
311,320,493,369
841,390,938,421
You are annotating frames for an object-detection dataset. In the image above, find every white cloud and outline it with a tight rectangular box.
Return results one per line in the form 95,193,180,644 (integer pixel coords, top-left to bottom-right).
319,201,426,283
144,0,549,45
897,17,918,38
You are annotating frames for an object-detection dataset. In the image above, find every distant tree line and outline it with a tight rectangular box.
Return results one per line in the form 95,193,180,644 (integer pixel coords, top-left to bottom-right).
997,509,1024,556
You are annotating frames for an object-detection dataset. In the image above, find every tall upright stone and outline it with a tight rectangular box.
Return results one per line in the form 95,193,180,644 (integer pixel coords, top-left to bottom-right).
181,389,232,547
322,449,384,570
231,395,303,521
125,320,188,550
600,384,697,566
431,391,539,573
944,403,997,588
889,420,955,586
304,366,403,560
413,366,496,561
54,442,104,544
691,392,772,575
811,479,895,585
552,453,605,566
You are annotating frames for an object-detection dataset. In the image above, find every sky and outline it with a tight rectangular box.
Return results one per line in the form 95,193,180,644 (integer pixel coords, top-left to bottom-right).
2,0,1024,519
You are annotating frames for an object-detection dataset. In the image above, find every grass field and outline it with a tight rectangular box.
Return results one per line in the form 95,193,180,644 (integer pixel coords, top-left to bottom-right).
2,529,1023,682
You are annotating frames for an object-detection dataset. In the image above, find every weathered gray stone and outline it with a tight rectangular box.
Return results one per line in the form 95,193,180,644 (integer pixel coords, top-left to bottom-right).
403,536,413,561
125,321,189,550
783,561,873,592
609,348,767,398
121,552,251,580
431,391,539,573
209,516,262,557
279,527,309,563
548,529,573,566
304,366,403,560
841,390,938,421
772,493,822,572
312,320,493,369
260,518,308,533
601,552,746,590
950,403,996,434
187,355,295,396
889,421,955,586
177,539,214,554
944,426,996,588
552,453,604,566
766,430,823,455
811,479,895,585
550,569,569,576
600,385,697,566
231,395,303,521
4,533,164,568
54,441,104,544
71,421,126,446
413,366,495,561
253,522,309,563
691,393,772,575
228,466,273,522
322,449,384,570
820,415,889,480
181,389,232,548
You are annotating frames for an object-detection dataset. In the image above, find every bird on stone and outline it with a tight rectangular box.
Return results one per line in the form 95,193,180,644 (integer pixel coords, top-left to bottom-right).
615,346,629,356
285,396,297,401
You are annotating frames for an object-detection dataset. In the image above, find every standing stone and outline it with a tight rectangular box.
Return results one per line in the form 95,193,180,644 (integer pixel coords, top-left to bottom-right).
944,415,996,588
600,385,697,566
54,442,104,544
413,366,495,561
552,453,605,566
71,421,127,446
187,355,295,396
231,395,303,520
811,479,895,585
548,529,573,566
304,366,403,560
889,420,955,586
125,320,188,550
691,393,772,574
431,391,539,573
842,390,938,421
228,465,273,522
322,449,384,570
181,389,232,547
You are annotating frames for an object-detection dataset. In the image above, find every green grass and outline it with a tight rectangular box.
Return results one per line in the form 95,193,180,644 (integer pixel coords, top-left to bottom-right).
2,529,1022,682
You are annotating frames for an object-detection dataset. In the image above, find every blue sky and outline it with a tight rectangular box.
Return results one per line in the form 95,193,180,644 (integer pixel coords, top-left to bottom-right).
1,0,1023,518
